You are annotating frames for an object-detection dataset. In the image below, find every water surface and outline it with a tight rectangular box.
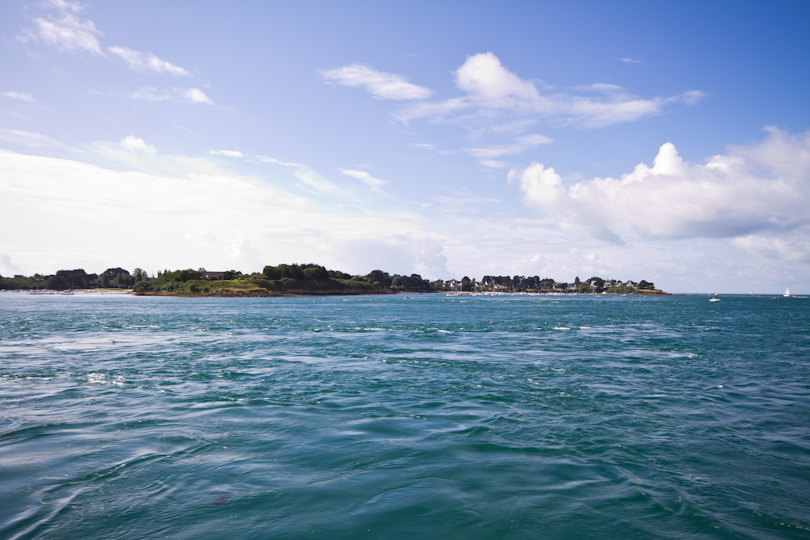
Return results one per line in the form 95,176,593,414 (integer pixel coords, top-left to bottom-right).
1,293,809,539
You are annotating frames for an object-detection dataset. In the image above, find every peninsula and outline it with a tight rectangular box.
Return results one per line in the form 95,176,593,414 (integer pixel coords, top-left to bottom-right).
0,264,668,296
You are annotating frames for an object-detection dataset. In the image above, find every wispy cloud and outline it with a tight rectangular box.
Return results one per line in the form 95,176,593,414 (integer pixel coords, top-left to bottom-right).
619,57,642,64
130,86,214,105
257,156,334,192
321,64,432,101
391,52,703,128
340,169,387,192
0,128,67,148
210,150,243,158
19,0,104,56
108,46,190,76
466,134,553,164
0,91,35,103
410,143,435,150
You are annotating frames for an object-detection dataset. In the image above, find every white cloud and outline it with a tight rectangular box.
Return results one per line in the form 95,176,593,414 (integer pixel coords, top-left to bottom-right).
410,143,435,150
340,169,387,191
394,52,703,127
130,86,172,101
183,88,214,105
0,149,447,277
321,64,433,101
210,150,243,158
0,128,67,148
256,156,306,168
619,58,642,64
120,136,156,153
1,91,35,103
108,46,191,76
512,128,810,244
257,156,335,192
130,86,214,105
455,52,540,104
466,133,553,160
0,254,24,277
20,0,104,56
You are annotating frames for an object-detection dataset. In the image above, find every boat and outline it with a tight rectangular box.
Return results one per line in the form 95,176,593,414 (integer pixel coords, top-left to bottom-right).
784,287,790,297
709,297,720,302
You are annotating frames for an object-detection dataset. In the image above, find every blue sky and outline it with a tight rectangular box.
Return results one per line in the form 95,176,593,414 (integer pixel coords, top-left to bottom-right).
1,0,809,293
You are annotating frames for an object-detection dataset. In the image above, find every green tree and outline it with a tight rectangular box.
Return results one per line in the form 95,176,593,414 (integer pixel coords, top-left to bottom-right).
366,270,392,288
47,275,67,290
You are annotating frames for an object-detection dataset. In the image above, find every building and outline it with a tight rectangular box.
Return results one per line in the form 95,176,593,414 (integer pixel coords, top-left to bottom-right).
199,269,227,280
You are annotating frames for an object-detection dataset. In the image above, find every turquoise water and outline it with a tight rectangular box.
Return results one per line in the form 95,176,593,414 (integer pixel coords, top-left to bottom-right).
1,293,809,539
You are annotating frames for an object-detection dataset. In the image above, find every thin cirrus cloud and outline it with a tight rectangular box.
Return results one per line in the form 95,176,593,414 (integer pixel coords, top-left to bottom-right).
321,64,433,101
131,86,214,105
395,52,705,127
210,150,243,158
340,169,387,192
511,127,810,245
466,134,553,168
619,57,642,64
0,128,67,149
108,47,191,76
323,52,702,128
257,156,335,193
1,91,35,103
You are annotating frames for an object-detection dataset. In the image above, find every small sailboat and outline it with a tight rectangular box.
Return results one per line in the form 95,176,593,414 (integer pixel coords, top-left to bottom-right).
784,287,791,297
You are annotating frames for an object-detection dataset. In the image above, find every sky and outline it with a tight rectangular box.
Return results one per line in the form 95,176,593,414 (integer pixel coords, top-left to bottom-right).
1,0,809,293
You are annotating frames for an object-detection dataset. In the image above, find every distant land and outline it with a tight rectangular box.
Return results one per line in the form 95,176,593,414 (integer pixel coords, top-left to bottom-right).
0,264,667,296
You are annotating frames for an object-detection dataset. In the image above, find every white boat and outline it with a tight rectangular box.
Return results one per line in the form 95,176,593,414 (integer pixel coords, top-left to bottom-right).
784,287,790,297
709,298,720,302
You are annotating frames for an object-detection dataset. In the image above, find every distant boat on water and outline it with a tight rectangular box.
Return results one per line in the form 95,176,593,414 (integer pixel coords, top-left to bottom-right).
784,288,790,297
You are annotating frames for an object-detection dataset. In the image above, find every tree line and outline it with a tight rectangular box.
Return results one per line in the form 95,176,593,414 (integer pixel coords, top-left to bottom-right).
0,267,149,290
2,264,658,294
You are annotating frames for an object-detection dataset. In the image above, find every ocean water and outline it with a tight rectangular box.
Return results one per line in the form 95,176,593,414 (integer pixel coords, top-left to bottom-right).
1,292,809,540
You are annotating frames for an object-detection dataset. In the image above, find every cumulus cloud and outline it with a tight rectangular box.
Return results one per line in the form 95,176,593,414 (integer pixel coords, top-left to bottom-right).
1,91,35,103
512,128,810,244
19,0,104,56
130,86,214,105
108,46,190,76
210,150,243,158
321,64,433,100
341,169,387,191
120,136,156,153
395,52,703,127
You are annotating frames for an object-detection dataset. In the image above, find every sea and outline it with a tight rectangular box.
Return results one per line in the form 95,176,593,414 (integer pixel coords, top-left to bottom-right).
1,292,809,539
